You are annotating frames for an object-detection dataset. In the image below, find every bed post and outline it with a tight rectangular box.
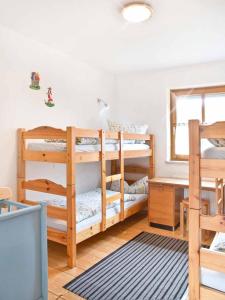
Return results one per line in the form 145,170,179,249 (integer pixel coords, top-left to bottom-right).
189,120,201,300
149,134,155,179
119,131,125,221
100,130,106,231
17,129,25,202
66,127,76,267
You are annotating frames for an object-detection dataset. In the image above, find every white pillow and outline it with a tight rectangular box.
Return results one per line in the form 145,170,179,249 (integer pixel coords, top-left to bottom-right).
108,120,148,144
208,138,225,147
110,180,130,193
129,176,148,194
110,176,148,194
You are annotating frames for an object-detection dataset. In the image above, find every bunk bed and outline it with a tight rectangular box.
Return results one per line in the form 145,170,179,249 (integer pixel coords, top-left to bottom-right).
189,120,225,300
17,126,155,267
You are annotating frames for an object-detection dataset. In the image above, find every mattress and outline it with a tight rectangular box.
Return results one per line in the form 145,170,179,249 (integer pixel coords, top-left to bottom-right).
201,232,225,293
202,147,225,159
27,142,150,152
47,191,147,232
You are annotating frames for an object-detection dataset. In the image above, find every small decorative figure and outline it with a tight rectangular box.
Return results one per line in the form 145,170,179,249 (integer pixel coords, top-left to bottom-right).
30,72,40,90
45,87,55,107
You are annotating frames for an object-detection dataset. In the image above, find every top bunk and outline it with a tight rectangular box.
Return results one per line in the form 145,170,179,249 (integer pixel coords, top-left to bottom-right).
18,126,154,163
190,121,225,179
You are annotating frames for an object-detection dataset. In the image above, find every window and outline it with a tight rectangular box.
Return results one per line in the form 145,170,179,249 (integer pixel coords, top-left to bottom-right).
170,85,225,161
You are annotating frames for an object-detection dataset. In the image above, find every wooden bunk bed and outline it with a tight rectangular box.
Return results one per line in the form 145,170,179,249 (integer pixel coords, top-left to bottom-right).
189,120,225,300
17,126,155,267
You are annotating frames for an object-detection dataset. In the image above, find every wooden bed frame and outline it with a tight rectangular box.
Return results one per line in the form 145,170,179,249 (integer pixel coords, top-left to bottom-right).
189,120,225,300
17,126,155,267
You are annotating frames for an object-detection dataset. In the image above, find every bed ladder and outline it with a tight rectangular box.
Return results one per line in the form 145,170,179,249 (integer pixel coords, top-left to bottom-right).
100,130,124,231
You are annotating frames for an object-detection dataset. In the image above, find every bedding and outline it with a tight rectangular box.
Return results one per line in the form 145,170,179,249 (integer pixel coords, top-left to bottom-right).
47,192,147,232
201,232,225,293
107,120,148,144
202,147,225,159
27,142,150,152
111,176,148,194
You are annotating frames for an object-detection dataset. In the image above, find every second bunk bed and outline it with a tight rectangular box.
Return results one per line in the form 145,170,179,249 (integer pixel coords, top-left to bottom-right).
17,126,155,267
189,120,225,300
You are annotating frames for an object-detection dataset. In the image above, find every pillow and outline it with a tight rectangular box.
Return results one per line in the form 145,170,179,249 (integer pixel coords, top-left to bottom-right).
110,176,148,194
108,120,148,144
208,138,225,147
129,176,149,194
76,138,98,145
45,138,98,145
110,180,130,193
213,241,225,253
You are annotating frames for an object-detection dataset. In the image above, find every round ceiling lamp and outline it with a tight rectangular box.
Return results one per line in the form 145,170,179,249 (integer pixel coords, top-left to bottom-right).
122,2,153,23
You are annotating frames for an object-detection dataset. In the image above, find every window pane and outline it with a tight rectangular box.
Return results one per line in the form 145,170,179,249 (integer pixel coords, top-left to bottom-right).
174,95,202,156
205,93,225,123
175,124,189,156
176,95,202,124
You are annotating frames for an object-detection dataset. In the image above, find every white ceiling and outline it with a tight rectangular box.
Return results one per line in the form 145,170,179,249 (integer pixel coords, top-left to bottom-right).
1,0,225,72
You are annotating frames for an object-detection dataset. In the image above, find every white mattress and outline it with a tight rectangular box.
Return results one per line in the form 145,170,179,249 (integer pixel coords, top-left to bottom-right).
202,147,225,159
201,232,225,293
27,142,149,152
46,189,147,232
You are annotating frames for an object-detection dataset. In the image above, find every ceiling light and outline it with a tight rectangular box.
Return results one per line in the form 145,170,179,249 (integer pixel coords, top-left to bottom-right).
122,2,153,23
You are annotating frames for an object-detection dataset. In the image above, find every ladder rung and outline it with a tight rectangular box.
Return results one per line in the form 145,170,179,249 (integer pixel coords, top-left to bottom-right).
106,193,121,204
106,174,122,183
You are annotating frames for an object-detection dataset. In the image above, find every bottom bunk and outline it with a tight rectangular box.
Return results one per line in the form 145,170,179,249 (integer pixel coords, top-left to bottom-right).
27,188,147,245
201,232,225,293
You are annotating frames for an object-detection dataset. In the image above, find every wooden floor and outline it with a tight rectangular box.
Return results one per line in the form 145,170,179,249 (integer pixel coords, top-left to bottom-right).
48,211,213,300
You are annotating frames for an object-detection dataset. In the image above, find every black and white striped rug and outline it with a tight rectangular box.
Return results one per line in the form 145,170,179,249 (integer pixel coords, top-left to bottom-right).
64,232,188,300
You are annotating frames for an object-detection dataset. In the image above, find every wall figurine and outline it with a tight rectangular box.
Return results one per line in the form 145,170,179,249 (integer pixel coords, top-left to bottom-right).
45,87,55,107
30,72,40,90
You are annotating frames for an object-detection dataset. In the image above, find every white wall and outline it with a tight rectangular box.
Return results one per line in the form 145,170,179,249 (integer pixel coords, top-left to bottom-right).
0,26,116,196
115,61,225,178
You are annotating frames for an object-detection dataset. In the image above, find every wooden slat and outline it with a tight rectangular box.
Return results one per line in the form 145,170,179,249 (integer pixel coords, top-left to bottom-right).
105,131,119,139
48,227,67,245
23,126,67,139
200,214,225,232
123,133,150,140
106,193,121,204
22,179,66,196
124,149,151,159
200,286,225,300
189,120,201,300
0,188,12,200
66,127,76,267
106,174,122,183
105,151,119,160
100,130,107,232
124,165,149,174
119,131,125,221
74,152,100,163
24,149,151,163
74,128,99,138
149,134,155,179
201,159,225,178
22,199,67,221
200,248,225,273
189,120,201,210
200,122,225,138
24,150,66,163
17,128,25,202
77,223,101,244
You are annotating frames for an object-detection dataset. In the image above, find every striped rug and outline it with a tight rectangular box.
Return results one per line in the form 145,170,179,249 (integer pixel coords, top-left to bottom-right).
64,232,188,300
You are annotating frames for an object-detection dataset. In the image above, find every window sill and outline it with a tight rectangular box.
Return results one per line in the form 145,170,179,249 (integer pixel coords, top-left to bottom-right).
165,160,188,165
